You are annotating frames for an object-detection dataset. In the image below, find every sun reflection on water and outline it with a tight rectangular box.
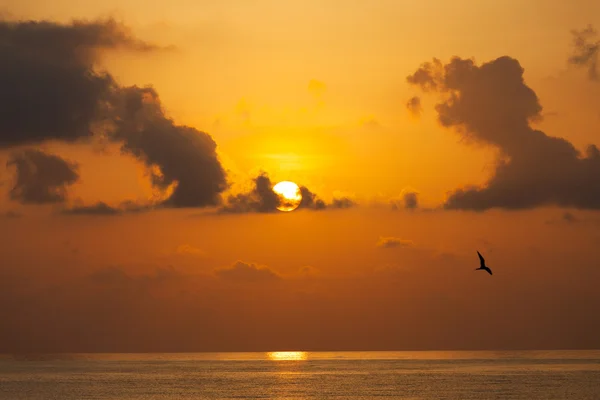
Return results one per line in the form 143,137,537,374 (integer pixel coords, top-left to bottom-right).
267,351,308,361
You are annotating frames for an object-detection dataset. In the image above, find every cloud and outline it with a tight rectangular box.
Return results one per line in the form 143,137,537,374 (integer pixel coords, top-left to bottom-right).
376,237,414,249
0,18,150,147
7,149,79,204
568,24,599,80
61,201,149,216
392,188,419,210
215,261,281,283
407,56,600,210
331,197,355,209
0,18,227,208
299,186,326,210
109,86,228,207
220,172,280,213
220,173,355,213
406,96,422,117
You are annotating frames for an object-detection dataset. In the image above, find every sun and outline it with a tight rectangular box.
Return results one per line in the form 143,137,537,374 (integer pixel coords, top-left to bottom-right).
273,181,302,212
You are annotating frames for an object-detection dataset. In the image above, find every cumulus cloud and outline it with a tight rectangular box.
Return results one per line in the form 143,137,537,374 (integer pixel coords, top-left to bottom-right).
0,18,227,208
376,237,414,248
407,55,600,210
220,172,355,213
406,96,422,117
7,149,79,204
568,24,599,80
215,261,281,283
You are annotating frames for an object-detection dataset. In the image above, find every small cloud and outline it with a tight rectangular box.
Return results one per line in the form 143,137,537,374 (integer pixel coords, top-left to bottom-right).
376,237,415,249
175,244,205,256
568,24,599,80
331,197,355,209
7,149,79,205
215,261,281,283
406,96,422,117
61,201,150,216
392,188,419,210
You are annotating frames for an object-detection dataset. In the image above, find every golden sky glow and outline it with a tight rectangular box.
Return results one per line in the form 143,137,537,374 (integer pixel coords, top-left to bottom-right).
0,0,600,352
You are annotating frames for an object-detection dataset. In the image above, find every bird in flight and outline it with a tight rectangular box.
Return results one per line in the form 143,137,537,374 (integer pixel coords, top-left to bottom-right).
476,251,493,275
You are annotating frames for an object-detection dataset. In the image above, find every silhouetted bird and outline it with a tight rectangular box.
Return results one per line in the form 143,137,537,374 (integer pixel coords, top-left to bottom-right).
475,251,493,275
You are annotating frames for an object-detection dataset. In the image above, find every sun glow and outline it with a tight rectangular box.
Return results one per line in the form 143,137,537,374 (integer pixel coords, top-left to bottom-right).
267,351,308,361
272,181,302,212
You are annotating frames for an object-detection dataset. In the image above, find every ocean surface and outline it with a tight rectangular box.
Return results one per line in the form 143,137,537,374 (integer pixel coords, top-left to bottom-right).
1,351,599,399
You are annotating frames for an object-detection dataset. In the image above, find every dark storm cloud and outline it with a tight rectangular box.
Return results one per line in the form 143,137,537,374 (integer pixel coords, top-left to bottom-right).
7,149,79,204
407,55,600,210
220,172,355,213
406,96,422,117
0,18,227,208
215,261,281,283
568,24,599,80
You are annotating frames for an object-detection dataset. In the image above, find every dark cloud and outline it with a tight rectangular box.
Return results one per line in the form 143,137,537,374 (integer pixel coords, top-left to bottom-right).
7,149,79,204
403,191,419,209
63,202,121,216
220,173,354,213
299,186,326,210
220,173,280,213
406,96,422,117
392,189,419,210
330,197,355,209
407,56,600,210
0,18,227,208
109,87,228,208
215,261,281,283
0,18,148,147
568,24,599,80
376,237,414,249
61,200,150,216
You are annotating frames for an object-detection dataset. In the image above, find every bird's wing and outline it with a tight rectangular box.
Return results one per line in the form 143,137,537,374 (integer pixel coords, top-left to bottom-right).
477,251,485,267
486,267,493,275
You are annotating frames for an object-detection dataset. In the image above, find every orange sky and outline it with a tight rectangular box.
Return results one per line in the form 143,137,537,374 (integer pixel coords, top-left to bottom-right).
0,1,600,352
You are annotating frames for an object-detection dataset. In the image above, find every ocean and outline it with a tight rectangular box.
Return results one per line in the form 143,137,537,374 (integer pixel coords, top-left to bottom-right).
1,351,599,399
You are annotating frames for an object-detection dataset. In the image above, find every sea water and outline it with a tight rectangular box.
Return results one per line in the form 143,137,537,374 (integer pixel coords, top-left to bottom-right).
0,351,599,399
